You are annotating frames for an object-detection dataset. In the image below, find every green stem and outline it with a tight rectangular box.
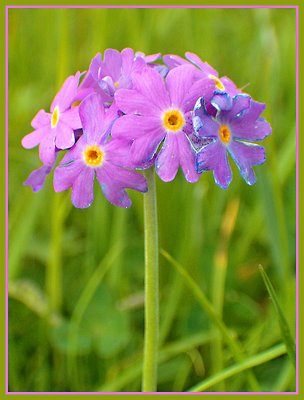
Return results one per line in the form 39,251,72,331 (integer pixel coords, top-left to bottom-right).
142,168,159,392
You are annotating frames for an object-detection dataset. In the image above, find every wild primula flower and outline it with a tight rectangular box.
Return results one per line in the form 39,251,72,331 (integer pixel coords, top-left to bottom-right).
113,64,215,182
193,93,272,189
22,72,82,165
53,93,148,208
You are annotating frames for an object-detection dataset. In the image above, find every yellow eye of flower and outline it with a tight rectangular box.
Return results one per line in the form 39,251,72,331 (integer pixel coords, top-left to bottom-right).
51,106,60,128
219,124,231,144
83,145,104,167
71,100,81,108
209,74,225,91
162,109,185,132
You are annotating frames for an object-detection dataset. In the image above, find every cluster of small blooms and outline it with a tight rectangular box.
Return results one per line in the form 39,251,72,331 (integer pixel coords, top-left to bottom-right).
22,48,272,208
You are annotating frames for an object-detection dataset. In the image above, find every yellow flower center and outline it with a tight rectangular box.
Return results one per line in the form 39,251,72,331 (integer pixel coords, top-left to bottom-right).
51,106,60,128
163,109,185,132
71,100,81,108
209,74,225,91
219,124,231,144
114,81,119,89
83,145,104,167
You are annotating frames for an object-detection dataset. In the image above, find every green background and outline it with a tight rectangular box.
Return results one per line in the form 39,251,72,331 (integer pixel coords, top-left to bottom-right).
5,4,298,399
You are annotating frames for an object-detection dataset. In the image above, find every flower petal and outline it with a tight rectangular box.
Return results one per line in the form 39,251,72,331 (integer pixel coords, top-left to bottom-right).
177,133,201,183
132,67,170,110
31,109,51,129
229,99,271,141
71,167,95,208
39,131,56,165
24,164,53,192
121,47,135,76
142,52,161,64
197,140,232,189
155,134,180,182
96,163,147,208
228,140,266,185
103,48,122,82
60,107,82,130
193,97,220,138
231,117,272,142
79,93,107,143
51,72,81,112
130,127,164,165
89,52,103,80
22,127,45,149
163,54,187,69
185,52,218,76
183,77,216,113
217,94,251,122
211,92,233,111
114,88,160,116
54,122,76,150
111,114,160,140
53,160,84,192
104,138,134,168
220,76,239,96
166,64,197,109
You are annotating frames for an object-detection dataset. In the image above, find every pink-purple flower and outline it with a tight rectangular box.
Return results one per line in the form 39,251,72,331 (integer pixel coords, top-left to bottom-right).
53,93,147,208
21,48,272,208
112,64,216,182
194,93,272,189
21,72,82,165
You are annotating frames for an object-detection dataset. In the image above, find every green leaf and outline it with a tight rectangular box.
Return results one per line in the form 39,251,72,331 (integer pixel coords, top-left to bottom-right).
81,284,131,358
49,321,92,355
258,266,296,368
93,312,130,359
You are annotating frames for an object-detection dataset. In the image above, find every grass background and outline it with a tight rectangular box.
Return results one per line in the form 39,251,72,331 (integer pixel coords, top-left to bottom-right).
8,7,296,393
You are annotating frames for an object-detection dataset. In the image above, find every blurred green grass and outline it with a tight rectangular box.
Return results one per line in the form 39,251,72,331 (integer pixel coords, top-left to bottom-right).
8,7,296,392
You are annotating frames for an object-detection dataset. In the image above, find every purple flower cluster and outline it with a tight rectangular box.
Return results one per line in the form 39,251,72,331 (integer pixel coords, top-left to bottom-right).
22,48,271,208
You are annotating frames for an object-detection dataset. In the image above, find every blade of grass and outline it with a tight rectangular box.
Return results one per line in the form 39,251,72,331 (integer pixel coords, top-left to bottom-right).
187,343,286,392
161,249,260,392
258,266,296,368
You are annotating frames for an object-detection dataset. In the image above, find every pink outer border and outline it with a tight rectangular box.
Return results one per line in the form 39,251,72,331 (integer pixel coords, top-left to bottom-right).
5,4,299,396
5,4,299,8
5,4,9,397
295,4,299,395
